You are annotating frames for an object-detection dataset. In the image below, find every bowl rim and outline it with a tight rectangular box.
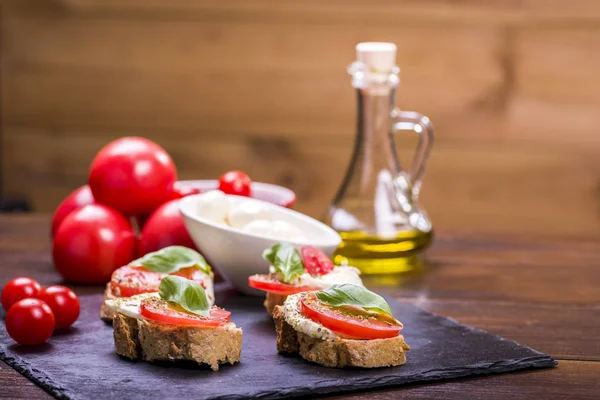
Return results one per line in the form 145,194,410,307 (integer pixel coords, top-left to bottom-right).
176,179,296,208
179,191,341,248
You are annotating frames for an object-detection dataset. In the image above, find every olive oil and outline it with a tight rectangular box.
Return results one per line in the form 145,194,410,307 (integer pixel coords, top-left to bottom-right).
332,230,433,274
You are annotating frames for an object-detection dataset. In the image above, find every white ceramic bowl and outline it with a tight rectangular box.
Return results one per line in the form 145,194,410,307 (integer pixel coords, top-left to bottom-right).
176,180,296,208
179,192,342,295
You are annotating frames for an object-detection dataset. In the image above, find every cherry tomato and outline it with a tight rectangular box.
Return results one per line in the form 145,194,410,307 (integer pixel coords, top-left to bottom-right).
53,204,137,284
218,170,252,197
35,286,80,329
299,293,402,340
137,199,198,256
301,247,334,276
89,137,177,216
6,298,55,345
1,277,42,311
140,297,230,327
109,265,208,298
248,274,316,295
51,185,95,237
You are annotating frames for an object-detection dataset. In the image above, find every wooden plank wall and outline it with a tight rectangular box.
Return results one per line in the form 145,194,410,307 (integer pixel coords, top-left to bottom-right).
1,0,599,236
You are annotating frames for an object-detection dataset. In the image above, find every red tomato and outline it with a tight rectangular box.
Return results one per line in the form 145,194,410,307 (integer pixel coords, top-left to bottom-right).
137,199,198,256
89,137,177,216
301,247,334,276
168,185,203,201
218,170,252,197
109,265,207,298
35,286,80,329
52,204,137,284
1,277,42,311
300,293,402,340
51,185,95,237
248,274,316,295
140,297,230,327
6,298,55,345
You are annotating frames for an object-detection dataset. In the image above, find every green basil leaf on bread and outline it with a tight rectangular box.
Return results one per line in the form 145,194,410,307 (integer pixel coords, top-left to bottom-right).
315,284,396,320
132,246,211,274
262,243,304,283
158,275,211,318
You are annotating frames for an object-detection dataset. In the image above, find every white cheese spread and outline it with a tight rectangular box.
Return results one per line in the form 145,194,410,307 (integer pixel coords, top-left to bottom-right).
105,292,158,319
283,293,336,340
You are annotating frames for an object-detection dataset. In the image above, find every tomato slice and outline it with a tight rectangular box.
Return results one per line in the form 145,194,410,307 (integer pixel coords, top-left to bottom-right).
299,293,402,340
248,274,316,295
301,246,334,276
110,266,208,298
140,297,230,327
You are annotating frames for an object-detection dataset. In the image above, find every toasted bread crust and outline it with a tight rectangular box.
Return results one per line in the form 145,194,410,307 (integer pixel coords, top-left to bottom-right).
100,284,116,323
263,292,288,315
113,313,242,371
273,305,409,368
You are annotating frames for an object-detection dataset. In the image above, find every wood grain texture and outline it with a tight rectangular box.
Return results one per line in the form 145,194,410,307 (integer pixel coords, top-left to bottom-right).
1,0,600,237
0,215,599,398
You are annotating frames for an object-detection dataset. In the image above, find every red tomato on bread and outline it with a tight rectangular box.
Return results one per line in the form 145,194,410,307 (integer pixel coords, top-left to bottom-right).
299,293,402,340
301,246,334,276
140,297,230,327
248,275,316,295
110,265,208,298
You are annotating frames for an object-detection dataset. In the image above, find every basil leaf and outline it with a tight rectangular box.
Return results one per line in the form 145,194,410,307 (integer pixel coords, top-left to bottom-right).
132,246,211,275
315,284,396,319
158,276,211,318
262,243,304,283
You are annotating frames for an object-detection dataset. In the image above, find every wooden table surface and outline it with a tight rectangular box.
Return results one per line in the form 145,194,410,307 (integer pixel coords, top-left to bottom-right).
0,214,599,399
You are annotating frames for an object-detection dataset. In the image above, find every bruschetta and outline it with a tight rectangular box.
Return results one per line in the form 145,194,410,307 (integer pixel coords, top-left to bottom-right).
101,246,214,322
106,275,241,371
248,243,364,314
273,283,409,368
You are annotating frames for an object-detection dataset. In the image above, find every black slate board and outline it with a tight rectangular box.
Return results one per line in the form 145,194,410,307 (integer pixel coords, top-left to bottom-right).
0,291,556,400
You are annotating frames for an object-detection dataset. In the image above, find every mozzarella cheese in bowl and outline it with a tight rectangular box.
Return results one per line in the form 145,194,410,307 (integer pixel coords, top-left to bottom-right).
196,190,308,242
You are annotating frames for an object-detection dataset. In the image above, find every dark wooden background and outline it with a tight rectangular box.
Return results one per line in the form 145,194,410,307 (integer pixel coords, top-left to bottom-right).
1,0,600,237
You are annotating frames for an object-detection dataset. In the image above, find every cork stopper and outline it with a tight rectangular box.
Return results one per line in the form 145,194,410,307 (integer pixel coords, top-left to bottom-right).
356,42,397,71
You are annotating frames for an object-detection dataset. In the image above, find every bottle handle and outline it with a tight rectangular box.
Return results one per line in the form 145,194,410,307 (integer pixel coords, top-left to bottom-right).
390,108,435,198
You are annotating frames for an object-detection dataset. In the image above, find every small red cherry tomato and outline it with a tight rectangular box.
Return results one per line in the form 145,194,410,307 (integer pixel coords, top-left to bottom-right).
137,199,198,256
6,298,55,345
1,277,42,311
89,137,177,216
51,185,95,237
35,286,80,329
218,170,252,197
53,204,137,284
301,246,334,276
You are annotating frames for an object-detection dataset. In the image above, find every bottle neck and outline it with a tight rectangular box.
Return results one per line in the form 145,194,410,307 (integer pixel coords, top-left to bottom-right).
354,87,400,175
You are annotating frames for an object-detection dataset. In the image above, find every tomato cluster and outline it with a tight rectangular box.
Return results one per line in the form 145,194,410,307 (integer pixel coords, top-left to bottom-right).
1,277,80,345
51,136,253,284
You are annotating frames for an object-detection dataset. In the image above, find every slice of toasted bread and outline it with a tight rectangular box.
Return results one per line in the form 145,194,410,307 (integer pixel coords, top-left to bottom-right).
100,284,116,323
264,292,288,315
113,312,242,371
273,305,409,368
